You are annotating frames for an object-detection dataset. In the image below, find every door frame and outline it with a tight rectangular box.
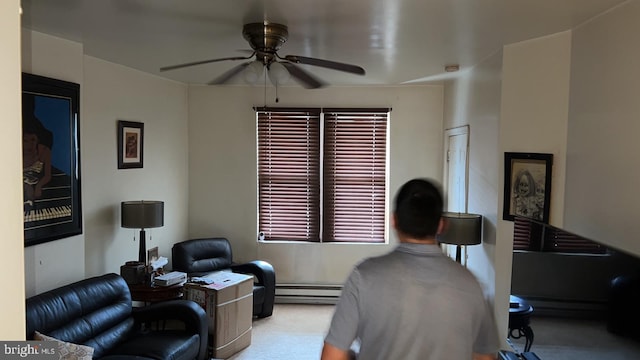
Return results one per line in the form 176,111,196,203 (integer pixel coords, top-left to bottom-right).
443,125,470,212
442,125,470,261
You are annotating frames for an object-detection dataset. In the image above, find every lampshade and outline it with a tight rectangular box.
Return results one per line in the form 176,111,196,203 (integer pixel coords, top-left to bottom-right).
121,200,164,229
268,62,290,85
437,212,482,246
243,60,264,85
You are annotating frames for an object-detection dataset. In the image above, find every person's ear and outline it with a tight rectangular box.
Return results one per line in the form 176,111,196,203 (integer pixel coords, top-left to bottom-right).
391,212,397,230
436,217,448,236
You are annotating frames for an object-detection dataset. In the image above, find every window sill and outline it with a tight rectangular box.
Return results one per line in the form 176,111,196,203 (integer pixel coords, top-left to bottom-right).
258,240,389,245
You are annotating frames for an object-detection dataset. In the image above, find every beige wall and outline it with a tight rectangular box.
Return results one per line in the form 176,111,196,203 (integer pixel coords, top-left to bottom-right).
497,30,573,342
443,29,572,345
0,0,25,340
443,48,506,342
21,30,190,296
565,0,640,255
21,30,86,296
187,85,444,284
500,31,572,228
82,56,190,278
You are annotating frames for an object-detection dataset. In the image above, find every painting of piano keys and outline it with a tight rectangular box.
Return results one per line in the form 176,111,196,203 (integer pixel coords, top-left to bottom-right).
22,73,82,246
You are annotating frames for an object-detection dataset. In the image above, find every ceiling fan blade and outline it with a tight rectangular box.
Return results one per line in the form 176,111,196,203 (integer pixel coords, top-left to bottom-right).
281,62,326,89
208,62,252,85
283,55,365,75
160,54,254,72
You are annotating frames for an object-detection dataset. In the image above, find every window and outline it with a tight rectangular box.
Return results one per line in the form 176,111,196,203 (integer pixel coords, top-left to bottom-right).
257,108,321,241
257,107,389,243
513,216,607,254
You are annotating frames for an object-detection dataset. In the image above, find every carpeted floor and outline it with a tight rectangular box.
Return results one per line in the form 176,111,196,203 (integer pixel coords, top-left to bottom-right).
228,304,334,360
226,304,640,360
509,316,640,360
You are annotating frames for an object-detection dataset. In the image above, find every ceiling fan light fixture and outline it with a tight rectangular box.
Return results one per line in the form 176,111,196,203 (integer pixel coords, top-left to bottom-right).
268,62,290,86
161,22,364,89
243,60,264,84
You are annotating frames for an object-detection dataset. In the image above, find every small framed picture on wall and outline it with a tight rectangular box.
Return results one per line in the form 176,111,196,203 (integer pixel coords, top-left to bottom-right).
503,152,553,223
117,120,144,169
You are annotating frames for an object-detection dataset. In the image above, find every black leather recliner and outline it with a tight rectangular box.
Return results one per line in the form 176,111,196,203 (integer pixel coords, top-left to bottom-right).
172,237,276,318
26,273,208,360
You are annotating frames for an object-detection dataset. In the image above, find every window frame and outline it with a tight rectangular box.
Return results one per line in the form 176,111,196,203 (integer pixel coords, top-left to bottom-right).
256,108,321,242
256,107,390,244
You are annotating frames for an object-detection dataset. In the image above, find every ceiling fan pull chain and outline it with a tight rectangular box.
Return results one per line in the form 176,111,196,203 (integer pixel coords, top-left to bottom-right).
263,68,267,107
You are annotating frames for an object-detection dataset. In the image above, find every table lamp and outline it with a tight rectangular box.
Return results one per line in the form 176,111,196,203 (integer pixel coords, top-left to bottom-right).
121,200,164,264
437,212,482,263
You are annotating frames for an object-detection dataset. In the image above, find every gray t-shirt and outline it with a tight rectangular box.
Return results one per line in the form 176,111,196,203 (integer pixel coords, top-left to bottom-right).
324,243,500,359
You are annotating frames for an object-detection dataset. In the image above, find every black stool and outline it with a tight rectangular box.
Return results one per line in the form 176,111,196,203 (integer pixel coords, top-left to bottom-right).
508,295,535,353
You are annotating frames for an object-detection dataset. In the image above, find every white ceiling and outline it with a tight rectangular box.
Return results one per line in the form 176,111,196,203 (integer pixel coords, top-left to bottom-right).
21,0,626,87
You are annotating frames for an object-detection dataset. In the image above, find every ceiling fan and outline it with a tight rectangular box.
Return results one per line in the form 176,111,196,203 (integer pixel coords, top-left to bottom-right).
160,22,366,89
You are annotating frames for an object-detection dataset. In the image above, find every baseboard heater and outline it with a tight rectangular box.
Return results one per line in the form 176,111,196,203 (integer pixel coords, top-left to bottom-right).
275,284,343,305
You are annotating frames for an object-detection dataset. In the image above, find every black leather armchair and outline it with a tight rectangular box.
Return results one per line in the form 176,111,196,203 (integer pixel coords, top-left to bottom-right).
172,237,276,318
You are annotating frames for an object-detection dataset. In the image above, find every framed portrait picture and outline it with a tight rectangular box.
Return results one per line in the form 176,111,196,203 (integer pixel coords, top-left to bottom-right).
22,73,82,246
147,246,159,264
503,152,553,223
117,120,144,169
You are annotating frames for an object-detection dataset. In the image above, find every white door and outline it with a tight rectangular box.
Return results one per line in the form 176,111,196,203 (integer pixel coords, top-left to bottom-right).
442,126,469,260
444,126,469,213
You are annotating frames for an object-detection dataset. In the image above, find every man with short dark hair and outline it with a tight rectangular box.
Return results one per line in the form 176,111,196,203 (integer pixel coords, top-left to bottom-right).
321,178,500,360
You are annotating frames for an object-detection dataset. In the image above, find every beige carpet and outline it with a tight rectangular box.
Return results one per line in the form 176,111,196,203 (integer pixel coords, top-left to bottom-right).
227,304,335,360
224,304,640,360
509,316,640,360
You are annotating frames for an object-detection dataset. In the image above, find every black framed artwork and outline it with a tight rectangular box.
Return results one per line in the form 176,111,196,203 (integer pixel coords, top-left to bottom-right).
503,152,553,223
22,73,82,246
117,120,144,169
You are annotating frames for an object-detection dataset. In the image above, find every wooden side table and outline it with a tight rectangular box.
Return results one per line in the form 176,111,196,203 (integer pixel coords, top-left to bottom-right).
128,283,185,330
128,283,184,304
